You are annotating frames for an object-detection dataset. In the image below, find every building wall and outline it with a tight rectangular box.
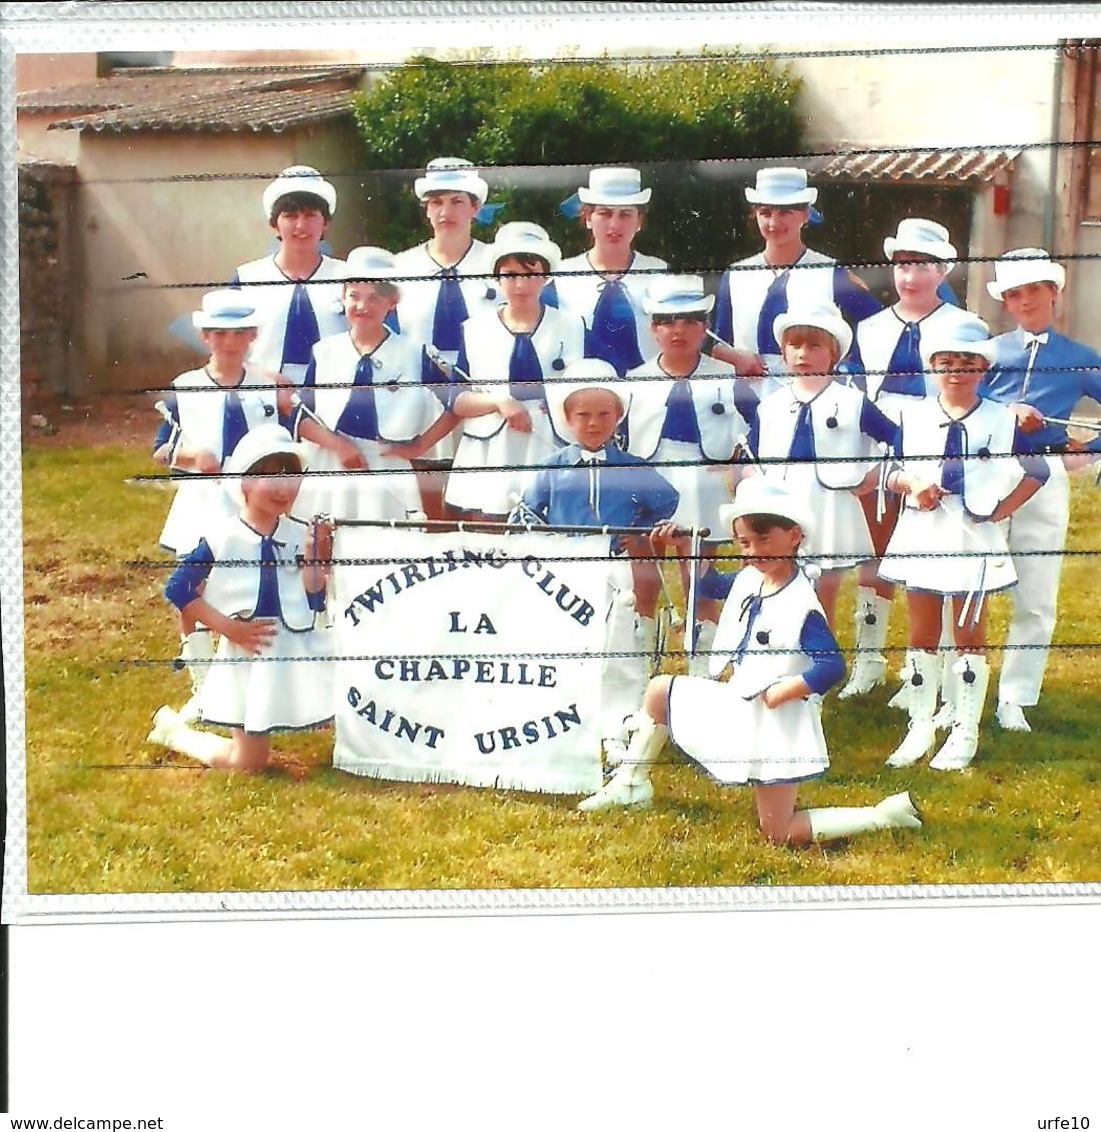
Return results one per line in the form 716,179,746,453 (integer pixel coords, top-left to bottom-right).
73,123,369,393
15,53,98,92
17,112,82,164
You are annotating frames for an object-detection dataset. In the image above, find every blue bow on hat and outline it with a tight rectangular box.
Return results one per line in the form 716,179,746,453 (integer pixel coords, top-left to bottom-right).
475,201,506,227
558,192,583,220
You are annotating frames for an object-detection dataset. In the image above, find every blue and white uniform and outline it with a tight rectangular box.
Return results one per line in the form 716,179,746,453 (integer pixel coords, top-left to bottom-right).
232,255,348,385
981,327,1101,706
749,381,897,569
622,355,758,535
445,305,586,515
845,302,980,418
154,364,304,554
391,240,500,463
714,248,882,396
879,395,1048,597
164,514,333,734
520,443,679,743
295,329,443,522
551,251,668,376
666,565,844,784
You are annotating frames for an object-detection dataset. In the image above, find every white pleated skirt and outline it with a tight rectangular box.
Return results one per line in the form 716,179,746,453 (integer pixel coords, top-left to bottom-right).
159,476,238,556
878,494,1018,597
652,438,733,536
292,438,424,523
667,674,829,785
445,409,560,516
199,622,335,735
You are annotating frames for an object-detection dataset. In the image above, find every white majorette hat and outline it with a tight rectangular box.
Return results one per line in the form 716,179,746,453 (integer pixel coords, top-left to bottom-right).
262,165,338,220
718,477,813,538
342,245,400,283
643,274,715,317
986,247,1066,300
224,424,307,501
414,157,490,205
884,217,957,270
547,358,628,440
490,221,562,273
744,166,818,207
773,300,853,361
192,289,261,331
576,167,652,207
920,312,998,366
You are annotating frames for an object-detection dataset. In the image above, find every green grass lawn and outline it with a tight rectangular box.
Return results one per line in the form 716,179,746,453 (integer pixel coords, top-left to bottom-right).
17,441,1101,895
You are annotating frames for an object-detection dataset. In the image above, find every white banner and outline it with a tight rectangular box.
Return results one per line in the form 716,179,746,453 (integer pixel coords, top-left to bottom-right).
331,527,615,794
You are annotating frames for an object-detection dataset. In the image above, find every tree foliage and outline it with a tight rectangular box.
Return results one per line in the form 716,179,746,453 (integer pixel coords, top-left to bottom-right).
352,54,806,269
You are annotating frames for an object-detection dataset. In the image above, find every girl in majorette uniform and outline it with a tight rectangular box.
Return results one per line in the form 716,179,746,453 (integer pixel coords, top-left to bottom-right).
293,246,455,525
578,477,923,848
148,425,335,774
839,218,976,702
879,316,1048,771
711,166,882,397
444,222,586,520
153,288,346,724
551,167,668,377
391,157,501,487
747,301,898,628
232,166,348,386
621,274,757,675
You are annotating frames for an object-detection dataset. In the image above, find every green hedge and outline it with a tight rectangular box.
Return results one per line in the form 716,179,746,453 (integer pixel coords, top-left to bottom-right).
352,55,806,269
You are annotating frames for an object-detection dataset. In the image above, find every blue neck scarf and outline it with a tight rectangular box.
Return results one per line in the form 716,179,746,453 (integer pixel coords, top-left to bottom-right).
940,419,966,496
887,320,923,378
756,270,790,356
508,333,544,403
789,400,816,461
661,380,701,444
335,354,380,440
589,279,644,376
221,388,249,463
733,593,766,666
254,535,283,619
432,266,469,353
281,282,321,371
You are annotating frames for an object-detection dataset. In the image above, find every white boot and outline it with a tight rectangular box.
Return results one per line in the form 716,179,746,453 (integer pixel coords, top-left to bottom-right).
931,649,960,731
885,650,941,768
806,791,923,841
996,701,1031,733
578,714,666,812
175,629,215,724
687,621,717,678
886,650,914,712
146,706,231,766
838,588,890,699
930,654,990,771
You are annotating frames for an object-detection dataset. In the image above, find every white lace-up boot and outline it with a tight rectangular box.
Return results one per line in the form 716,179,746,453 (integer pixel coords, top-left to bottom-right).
930,654,990,771
578,714,666,811
885,649,941,768
838,588,891,699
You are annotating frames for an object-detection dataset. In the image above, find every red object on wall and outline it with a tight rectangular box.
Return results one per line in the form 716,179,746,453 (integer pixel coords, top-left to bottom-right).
993,182,1011,217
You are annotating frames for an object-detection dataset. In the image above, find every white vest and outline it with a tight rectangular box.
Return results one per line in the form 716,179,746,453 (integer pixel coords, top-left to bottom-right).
458,306,587,440
172,365,282,464
201,515,318,631
308,331,438,443
757,382,879,489
391,240,500,360
896,397,1024,520
624,356,753,461
854,303,976,401
234,255,348,384
723,247,838,370
710,566,824,697
555,250,668,362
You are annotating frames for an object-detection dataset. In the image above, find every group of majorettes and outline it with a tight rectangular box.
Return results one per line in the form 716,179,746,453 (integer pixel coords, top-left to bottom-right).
145,157,1101,850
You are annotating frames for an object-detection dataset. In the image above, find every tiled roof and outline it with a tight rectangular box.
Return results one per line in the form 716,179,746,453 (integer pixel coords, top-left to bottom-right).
18,65,366,134
816,147,1021,184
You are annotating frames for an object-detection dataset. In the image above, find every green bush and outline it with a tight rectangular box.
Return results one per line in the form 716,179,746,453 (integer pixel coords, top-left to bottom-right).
352,54,805,269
